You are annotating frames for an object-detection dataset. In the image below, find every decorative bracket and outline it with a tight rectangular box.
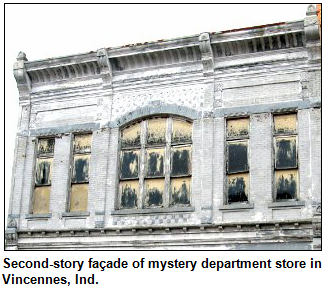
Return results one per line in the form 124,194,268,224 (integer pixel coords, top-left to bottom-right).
304,5,321,62
5,219,18,248
97,48,113,88
13,52,31,99
199,33,214,77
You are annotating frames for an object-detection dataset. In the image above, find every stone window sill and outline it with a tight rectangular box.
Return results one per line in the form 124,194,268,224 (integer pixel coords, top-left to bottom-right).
25,213,52,219
219,203,254,210
112,206,195,215
268,201,305,208
62,211,90,217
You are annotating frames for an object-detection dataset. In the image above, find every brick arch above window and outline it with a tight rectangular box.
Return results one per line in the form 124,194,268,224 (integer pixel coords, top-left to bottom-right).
110,102,200,128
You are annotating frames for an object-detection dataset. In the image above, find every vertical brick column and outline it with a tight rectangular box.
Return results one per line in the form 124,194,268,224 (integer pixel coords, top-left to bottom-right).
297,109,311,212
200,118,214,224
212,117,225,223
13,137,35,229
250,113,272,221
88,128,110,228
48,134,72,228
191,120,202,224
104,127,119,227
310,108,321,204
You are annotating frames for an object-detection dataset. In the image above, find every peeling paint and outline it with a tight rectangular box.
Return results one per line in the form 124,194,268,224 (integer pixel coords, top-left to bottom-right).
276,169,297,200
228,173,249,203
172,119,192,143
274,114,297,134
145,179,164,207
121,122,141,147
227,141,248,173
120,150,139,179
147,118,166,144
275,137,297,169
35,158,52,185
227,118,249,139
73,134,92,152
171,177,190,205
37,138,55,155
72,155,90,183
120,180,139,208
171,146,191,176
70,184,88,212
146,148,164,177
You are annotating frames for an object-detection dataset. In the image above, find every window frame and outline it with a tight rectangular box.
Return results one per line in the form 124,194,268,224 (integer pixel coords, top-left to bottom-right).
31,137,55,214
272,113,299,202
116,115,193,211
67,132,92,212
225,116,250,205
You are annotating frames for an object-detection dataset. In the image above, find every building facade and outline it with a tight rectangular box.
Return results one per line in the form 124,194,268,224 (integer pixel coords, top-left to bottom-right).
6,5,321,250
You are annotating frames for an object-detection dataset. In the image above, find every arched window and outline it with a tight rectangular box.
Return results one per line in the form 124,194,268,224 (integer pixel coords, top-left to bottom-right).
118,116,192,209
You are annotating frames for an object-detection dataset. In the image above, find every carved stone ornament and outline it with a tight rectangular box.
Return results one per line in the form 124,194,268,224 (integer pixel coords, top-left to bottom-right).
7,218,17,228
5,228,18,246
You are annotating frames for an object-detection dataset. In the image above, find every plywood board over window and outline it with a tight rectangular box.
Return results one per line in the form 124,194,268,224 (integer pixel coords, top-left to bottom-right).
120,150,139,179
171,177,191,205
172,119,192,143
274,114,297,134
121,122,141,148
118,116,192,210
145,179,164,207
120,180,139,209
146,148,165,177
227,118,249,139
147,118,166,144
275,169,298,200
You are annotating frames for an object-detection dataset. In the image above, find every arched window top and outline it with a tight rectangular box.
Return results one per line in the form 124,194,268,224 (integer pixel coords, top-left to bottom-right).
118,116,192,210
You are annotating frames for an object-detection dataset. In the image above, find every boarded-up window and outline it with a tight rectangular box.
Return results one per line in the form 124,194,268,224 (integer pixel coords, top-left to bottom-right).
275,169,298,200
274,114,296,134
145,179,164,207
227,118,249,139
35,158,52,185
171,177,191,205
226,118,250,204
171,146,192,176
227,173,249,203
147,118,166,144
37,138,55,155
70,184,89,212
172,119,192,143
275,137,297,169
120,180,139,209
121,122,141,148
120,150,139,179
33,186,51,214
72,155,90,183
227,141,248,173
69,134,92,212
119,116,192,210
273,114,298,200
146,148,164,177
32,138,55,214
